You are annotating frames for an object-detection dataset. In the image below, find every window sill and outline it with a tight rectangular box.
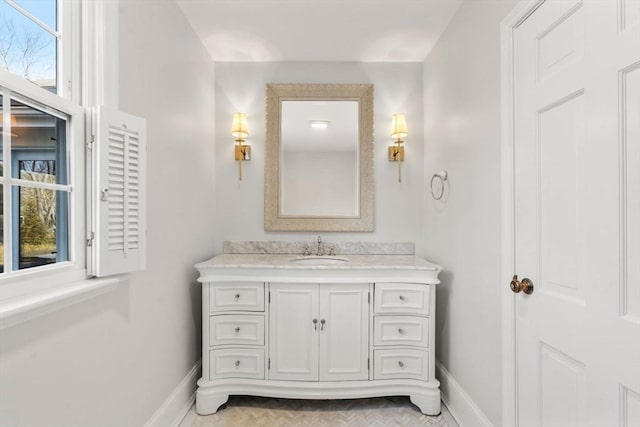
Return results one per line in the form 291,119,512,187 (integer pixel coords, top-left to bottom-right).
0,277,120,330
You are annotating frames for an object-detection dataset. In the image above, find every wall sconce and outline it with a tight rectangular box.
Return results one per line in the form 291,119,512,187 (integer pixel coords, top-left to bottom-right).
231,112,250,181
389,113,407,183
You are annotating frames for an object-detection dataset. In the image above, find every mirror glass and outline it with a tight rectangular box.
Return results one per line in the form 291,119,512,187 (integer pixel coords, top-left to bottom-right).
265,83,374,232
280,100,359,217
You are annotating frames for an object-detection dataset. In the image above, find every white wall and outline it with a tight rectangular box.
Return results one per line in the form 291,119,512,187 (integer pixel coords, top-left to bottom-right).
0,1,216,426
423,1,518,425
214,62,425,253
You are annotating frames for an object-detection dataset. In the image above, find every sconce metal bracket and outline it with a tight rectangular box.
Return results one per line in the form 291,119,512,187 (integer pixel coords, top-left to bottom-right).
235,144,251,161
388,146,404,162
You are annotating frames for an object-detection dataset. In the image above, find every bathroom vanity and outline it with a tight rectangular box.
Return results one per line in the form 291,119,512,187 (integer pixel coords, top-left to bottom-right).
194,244,442,415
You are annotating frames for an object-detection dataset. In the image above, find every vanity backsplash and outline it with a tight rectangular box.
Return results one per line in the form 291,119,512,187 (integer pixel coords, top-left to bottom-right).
223,240,415,255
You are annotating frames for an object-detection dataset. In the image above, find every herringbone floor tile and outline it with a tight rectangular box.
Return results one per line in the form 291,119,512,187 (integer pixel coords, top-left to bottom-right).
180,396,459,427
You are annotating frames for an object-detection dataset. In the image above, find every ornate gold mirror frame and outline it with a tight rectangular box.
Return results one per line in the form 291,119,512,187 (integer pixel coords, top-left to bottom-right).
264,83,374,231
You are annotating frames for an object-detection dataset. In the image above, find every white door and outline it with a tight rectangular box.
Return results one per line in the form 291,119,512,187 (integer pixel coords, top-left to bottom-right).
269,283,319,381
513,1,640,426
319,284,369,381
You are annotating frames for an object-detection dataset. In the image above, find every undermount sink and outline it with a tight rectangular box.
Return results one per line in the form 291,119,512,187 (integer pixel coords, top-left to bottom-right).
291,256,350,265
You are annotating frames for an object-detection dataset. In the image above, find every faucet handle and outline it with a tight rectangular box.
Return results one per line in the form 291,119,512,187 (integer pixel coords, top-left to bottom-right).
302,245,311,256
328,246,336,256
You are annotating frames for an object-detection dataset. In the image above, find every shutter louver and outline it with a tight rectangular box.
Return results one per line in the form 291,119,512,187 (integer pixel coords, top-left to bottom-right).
92,106,146,277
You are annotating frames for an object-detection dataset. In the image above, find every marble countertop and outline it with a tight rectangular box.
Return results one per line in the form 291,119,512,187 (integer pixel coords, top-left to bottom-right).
195,254,442,272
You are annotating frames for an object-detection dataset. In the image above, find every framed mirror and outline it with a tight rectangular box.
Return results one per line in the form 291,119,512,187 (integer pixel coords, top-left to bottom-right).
264,83,374,231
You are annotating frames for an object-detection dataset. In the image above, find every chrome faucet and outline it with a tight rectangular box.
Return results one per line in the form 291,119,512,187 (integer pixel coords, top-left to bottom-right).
301,236,334,256
316,236,324,256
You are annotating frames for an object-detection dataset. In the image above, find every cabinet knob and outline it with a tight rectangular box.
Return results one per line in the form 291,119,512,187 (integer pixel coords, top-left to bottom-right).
320,319,326,331
234,293,241,300
312,318,318,330
398,328,405,335
399,295,406,302
234,327,241,334
398,361,405,368
234,360,240,367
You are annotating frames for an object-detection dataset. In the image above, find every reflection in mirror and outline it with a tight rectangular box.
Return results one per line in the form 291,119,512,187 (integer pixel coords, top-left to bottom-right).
280,100,359,217
265,83,374,232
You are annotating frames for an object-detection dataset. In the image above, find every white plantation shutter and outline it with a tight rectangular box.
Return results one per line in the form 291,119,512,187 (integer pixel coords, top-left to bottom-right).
91,105,146,277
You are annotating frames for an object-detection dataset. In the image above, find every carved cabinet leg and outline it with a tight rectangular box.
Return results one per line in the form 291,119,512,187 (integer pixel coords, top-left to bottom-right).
410,393,441,416
196,390,229,415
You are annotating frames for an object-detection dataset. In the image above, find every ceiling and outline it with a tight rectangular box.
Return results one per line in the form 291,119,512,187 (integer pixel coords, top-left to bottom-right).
175,0,463,62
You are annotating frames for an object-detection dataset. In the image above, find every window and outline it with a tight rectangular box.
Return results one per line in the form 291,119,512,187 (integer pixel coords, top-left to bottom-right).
0,75,85,282
0,0,145,296
0,90,74,274
0,0,79,279
0,0,70,97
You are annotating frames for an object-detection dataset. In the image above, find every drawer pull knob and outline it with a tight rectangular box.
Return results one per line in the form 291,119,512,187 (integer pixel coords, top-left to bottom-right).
234,327,241,334
398,328,405,334
235,360,240,367
398,361,405,368
399,295,406,302
320,319,326,331
235,293,240,300
313,318,318,330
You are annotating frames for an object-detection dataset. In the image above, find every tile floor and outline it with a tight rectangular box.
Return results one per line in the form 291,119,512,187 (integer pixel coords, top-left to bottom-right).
179,396,459,427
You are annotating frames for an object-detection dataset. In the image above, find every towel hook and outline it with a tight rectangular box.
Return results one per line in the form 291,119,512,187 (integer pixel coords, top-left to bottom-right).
430,170,448,200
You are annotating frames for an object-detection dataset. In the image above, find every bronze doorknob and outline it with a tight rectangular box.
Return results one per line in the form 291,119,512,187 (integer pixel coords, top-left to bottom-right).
510,275,534,295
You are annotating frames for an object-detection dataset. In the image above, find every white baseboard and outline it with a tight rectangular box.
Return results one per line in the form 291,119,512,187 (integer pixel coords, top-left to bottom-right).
436,361,493,427
144,361,201,427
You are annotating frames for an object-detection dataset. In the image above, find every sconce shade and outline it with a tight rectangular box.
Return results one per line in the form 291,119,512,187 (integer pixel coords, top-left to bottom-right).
231,112,249,139
391,113,408,139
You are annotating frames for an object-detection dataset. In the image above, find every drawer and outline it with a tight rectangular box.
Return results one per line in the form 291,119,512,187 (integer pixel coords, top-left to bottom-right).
209,314,265,346
209,348,265,380
210,282,265,312
373,348,429,381
374,316,429,347
374,283,430,315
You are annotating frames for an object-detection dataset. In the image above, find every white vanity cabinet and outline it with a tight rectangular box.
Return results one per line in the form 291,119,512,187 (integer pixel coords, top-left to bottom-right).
270,283,369,382
195,253,442,417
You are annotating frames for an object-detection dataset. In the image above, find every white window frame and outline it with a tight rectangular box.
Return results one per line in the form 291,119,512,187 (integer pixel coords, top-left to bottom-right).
1,0,77,100
8,100,71,271
0,0,121,329
0,71,87,291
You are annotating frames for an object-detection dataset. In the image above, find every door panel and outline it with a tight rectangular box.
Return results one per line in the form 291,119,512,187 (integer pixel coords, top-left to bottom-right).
622,64,640,320
622,386,640,427
621,0,640,31
515,4,589,423
538,92,585,302
536,2,584,82
513,0,640,425
269,283,319,381
538,343,586,427
319,284,369,381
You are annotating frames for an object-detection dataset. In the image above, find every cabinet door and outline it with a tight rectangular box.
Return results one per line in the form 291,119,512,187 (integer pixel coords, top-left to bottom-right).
319,284,369,381
269,283,319,381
